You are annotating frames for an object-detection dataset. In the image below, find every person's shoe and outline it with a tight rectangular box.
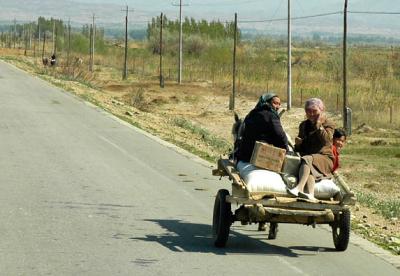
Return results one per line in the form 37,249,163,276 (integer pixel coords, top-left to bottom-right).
287,187,299,197
298,192,316,201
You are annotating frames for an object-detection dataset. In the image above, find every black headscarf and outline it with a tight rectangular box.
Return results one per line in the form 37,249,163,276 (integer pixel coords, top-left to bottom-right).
254,92,279,117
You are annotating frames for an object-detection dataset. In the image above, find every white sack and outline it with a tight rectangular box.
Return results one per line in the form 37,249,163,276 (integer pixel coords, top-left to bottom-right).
314,179,341,199
237,161,287,194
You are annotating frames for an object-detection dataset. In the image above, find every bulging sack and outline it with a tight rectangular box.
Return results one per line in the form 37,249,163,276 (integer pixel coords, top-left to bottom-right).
314,179,341,199
237,161,287,194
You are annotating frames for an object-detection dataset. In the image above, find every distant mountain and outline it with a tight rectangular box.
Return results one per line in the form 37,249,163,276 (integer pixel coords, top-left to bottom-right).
0,0,399,37
0,0,124,25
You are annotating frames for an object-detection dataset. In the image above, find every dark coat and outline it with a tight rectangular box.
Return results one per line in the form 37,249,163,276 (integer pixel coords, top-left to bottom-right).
236,106,288,162
295,118,335,176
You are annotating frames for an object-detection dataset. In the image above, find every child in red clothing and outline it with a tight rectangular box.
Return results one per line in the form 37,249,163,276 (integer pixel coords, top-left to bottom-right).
332,128,347,172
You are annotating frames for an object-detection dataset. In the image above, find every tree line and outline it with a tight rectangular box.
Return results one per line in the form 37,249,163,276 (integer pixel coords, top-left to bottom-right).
147,15,239,41
0,17,108,56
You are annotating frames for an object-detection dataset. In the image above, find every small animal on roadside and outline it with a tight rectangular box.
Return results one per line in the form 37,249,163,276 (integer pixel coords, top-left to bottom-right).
50,54,56,66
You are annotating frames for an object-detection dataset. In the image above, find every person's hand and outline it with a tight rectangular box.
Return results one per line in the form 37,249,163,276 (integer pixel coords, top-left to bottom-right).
316,113,327,129
295,137,303,146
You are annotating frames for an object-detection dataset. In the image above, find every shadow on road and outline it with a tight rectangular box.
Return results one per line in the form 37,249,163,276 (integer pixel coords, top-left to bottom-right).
130,219,319,257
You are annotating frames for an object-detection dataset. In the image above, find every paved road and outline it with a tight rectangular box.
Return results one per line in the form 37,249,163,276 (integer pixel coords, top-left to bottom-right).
0,60,399,276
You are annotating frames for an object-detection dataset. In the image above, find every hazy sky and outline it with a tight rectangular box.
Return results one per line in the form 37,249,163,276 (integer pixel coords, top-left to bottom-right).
0,0,399,36
73,0,349,21
69,0,398,33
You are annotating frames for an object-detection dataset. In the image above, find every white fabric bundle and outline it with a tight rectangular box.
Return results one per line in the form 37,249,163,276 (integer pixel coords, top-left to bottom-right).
236,161,340,199
237,161,287,194
314,179,341,199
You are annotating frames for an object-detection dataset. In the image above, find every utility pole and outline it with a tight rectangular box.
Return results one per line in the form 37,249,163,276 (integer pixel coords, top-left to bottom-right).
54,23,58,55
172,1,188,84
13,18,16,48
67,19,71,73
121,6,133,80
178,0,183,84
343,0,349,131
287,0,292,111
33,24,36,57
89,24,93,72
23,24,27,56
52,19,55,54
230,13,238,111
91,13,95,71
38,18,41,57
159,12,164,87
123,7,128,80
29,23,32,50
42,31,46,60
172,0,188,84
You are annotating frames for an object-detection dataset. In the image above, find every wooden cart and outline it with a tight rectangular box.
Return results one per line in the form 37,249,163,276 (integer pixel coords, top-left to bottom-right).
212,158,356,251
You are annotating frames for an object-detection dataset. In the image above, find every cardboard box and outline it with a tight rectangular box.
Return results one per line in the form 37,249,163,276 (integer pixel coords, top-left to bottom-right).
250,141,286,172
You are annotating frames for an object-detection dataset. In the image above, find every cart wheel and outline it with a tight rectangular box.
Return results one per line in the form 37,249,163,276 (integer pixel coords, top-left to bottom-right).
268,222,278,240
332,209,351,251
212,189,232,248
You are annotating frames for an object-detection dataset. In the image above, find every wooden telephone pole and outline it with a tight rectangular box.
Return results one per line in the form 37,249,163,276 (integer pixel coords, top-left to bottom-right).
13,18,16,48
178,0,183,84
230,13,238,111
52,19,56,55
159,12,164,88
122,6,134,80
172,1,188,84
343,0,349,131
287,0,292,111
67,19,71,73
89,14,95,72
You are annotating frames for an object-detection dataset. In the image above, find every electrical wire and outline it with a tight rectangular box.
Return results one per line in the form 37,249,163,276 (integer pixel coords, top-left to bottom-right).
239,11,342,23
348,11,400,15
188,0,265,6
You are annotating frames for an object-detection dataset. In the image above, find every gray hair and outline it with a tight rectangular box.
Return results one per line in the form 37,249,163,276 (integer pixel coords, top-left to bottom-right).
305,98,325,111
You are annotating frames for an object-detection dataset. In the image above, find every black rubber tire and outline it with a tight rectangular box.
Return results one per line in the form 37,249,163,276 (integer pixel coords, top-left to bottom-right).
332,209,351,251
268,222,279,240
212,189,232,248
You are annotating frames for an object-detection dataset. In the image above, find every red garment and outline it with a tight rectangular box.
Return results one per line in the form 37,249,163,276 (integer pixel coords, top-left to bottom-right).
332,145,340,172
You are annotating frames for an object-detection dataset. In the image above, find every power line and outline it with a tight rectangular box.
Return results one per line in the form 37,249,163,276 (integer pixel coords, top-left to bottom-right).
266,0,284,28
239,11,342,23
189,0,264,6
294,0,306,16
348,11,400,15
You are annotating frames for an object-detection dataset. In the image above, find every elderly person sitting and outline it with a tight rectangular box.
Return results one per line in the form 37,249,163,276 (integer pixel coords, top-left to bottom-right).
288,98,335,200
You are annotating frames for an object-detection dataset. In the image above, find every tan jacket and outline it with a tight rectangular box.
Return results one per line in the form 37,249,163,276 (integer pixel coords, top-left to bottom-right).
295,118,335,176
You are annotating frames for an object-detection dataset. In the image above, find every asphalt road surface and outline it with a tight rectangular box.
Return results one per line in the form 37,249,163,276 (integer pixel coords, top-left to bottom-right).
0,60,399,275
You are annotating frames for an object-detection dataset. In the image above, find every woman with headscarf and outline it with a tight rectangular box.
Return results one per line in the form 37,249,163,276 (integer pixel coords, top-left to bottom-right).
236,92,289,233
287,98,335,200
236,92,289,163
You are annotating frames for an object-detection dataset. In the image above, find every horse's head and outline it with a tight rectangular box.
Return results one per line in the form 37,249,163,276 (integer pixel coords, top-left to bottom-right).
231,112,243,142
